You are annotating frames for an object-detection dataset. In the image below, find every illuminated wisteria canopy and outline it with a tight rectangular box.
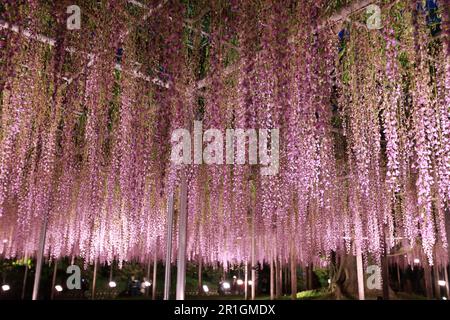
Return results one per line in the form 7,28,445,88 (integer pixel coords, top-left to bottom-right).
0,0,449,286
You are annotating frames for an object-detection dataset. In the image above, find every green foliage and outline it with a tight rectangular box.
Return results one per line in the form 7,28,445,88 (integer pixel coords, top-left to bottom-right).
12,258,32,268
313,268,330,288
296,289,328,299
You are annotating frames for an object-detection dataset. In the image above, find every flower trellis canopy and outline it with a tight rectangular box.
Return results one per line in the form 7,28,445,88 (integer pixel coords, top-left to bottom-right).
0,0,449,269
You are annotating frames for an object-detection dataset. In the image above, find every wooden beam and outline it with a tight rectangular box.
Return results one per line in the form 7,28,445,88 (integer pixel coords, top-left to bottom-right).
195,0,382,90
319,0,376,28
0,15,169,87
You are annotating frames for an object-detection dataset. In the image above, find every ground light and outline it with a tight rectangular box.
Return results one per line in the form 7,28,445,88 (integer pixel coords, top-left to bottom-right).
143,281,151,287
202,285,209,293
237,279,244,285
1,284,10,292
55,285,63,292
222,282,231,289
108,281,117,288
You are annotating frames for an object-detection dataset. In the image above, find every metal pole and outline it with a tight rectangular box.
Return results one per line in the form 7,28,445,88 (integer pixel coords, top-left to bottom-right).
146,255,151,297
32,215,48,300
50,260,58,300
433,265,441,299
21,252,29,300
444,265,449,299
270,255,274,300
356,242,365,300
176,174,188,300
244,262,248,300
91,259,98,300
290,243,297,300
251,208,256,300
381,230,390,300
109,261,113,282
152,237,158,300
164,193,175,300
197,256,203,295
275,257,281,298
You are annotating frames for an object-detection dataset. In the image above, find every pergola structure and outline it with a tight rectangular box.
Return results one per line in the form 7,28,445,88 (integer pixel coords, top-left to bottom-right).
0,0,449,300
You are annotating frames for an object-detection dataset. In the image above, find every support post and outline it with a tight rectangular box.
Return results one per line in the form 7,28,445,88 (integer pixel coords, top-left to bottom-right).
50,260,58,300
355,242,365,300
244,262,248,300
444,265,449,299
146,255,151,297
275,257,281,299
91,258,98,300
176,173,188,300
21,252,29,300
197,256,203,295
251,208,256,300
152,238,158,300
433,265,441,300
270,255,275,300
381,229,390,300
290,245,297,300
164,193,175,300
32,215,48,300
424,262,433,299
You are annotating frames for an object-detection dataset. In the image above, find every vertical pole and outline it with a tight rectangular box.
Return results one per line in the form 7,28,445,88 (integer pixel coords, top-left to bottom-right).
381,229,390,300
152,238,158,300
275,257,281,298
164,193,175,300
109,261,113,282
22,265,29,300
279,259,283,297
306,264,310,290
176,173,188,300
290,245,297,300
146,255,151,297
356,242,365,300
424,261,433,299
444,265,450,299
21,252,29,300
32,215,48,300
91,258,98,300
50,260,58,300
244,262,248,300
197,256,203,295
251,208,256,300
285,265,289,295
270,255,275,300
433,265,441,300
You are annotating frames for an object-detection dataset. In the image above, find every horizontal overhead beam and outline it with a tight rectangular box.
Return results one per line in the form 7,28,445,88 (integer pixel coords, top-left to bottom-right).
0,19,169,88
320,0,376,27
127,0,238,51
196,0,396,90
